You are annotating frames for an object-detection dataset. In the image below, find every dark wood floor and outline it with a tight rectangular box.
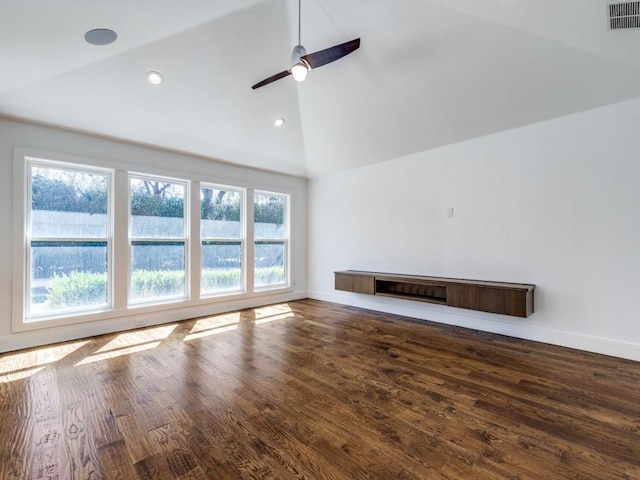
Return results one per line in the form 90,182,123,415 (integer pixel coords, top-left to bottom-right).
1,299,639,479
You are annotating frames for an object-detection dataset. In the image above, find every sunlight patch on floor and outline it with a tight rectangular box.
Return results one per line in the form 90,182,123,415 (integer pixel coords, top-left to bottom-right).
190,313,240,333
0,366,45,382
184,324,238,341
0,340,90,382
255,312,295,325
184,313,240,341
254,303,294,325
94,324,177,354
75,341,162,366
254,304,292,319
74,324,177,366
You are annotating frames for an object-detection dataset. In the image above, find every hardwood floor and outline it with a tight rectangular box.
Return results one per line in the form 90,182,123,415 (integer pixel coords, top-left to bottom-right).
1,299,639,479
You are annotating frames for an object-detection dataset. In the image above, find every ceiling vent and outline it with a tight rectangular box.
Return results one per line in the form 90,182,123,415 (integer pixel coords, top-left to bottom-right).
607,1,640,29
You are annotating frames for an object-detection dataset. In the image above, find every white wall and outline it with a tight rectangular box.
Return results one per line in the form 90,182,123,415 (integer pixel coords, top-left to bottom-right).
308,97,640,361
0,118,307,352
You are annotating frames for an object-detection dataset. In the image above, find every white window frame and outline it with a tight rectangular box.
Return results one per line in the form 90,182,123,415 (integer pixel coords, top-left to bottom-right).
128,173,190,307
25,158,114,320
13,150,117,332
12,148,295,334
199,183,246,297
253,190,290,291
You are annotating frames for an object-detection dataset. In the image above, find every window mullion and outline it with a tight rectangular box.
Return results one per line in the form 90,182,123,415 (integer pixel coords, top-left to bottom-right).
190,180,201,300
113,169,128,310
246,188,255,293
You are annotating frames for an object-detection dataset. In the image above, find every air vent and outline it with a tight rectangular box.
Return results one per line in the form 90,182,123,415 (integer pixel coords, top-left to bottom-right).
607,1,640,29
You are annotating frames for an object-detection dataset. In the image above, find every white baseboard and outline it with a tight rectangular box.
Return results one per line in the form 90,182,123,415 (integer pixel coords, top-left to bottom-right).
308,290,640,362
0,290,307,354
5,289,639,362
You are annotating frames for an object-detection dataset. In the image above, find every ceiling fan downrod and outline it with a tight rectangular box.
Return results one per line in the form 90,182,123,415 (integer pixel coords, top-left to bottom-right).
291,0,310,81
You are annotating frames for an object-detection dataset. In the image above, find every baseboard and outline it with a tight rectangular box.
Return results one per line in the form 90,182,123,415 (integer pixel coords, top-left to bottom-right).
0,290,307,354
5,289,639,362
308,290,640,362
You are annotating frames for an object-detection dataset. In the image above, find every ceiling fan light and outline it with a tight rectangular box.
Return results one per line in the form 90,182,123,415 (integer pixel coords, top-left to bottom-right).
291,63,309,82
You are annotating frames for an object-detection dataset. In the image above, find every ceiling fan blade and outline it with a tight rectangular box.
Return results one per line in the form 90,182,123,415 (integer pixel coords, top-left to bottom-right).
252,70,292,90
302,38,360,69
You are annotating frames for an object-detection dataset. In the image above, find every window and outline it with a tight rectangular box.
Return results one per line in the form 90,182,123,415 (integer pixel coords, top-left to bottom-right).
201,185,244,295
27,160,111,319
15,149,295,331
129,175,187,304
254,191,289,289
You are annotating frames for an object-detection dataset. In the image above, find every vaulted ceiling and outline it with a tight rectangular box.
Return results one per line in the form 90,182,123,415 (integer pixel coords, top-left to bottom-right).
2,0,640,177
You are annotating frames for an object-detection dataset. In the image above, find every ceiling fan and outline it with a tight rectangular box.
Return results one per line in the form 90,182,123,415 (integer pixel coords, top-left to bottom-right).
251,0,360,89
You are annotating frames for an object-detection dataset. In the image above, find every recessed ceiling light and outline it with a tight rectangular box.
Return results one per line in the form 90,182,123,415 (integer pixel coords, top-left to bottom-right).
84,29,117,46
274,117,285,127
146,71,164,85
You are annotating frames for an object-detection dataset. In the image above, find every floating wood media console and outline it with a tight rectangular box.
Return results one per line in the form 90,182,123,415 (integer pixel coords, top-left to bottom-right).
335,270,535,318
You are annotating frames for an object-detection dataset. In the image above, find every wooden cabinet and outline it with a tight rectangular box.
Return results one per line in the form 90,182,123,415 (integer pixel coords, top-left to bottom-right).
335,270,534,318
335,272,375,295
447,285,532,318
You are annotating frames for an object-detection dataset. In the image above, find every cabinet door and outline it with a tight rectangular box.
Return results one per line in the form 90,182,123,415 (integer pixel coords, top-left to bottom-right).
483,288,528,317
335,273,375,295
448,285,529,317
335,273,354,292
352,275,374,294
447,285,483,311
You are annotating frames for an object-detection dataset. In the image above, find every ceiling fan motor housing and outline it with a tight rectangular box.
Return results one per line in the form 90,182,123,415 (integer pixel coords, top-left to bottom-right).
291,44,308,66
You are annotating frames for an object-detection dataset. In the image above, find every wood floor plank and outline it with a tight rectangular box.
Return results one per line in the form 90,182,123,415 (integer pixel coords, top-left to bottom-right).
1,299,640,479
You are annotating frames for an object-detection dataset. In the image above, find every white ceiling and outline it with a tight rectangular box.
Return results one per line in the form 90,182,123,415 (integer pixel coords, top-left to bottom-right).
2,0,640,178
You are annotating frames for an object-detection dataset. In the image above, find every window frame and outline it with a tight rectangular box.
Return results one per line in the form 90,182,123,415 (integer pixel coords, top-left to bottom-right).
253,189,290,291
199,183,246,298
26,158,114,320
12,147,295,334
13,151,119,332
128,173,190,307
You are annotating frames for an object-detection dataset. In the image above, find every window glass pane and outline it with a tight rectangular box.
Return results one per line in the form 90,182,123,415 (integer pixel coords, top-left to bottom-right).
201,187,241,238
130,242,185,302
31,165,108,238
30,241,108,316
202,241,242,294
254,193,285,240
130,178,184,238
255,241,285,287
